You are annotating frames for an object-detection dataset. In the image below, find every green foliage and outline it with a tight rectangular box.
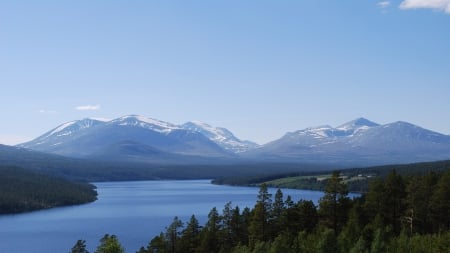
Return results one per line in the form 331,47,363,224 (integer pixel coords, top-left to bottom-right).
318,171,351,235
94,234,125,253
70,240,89,253
179,215,201,253
248,184,272,245
214,159,450,193
71,168,450,253
165,216,183,253
430,169,450,233
148,233,168,253
316,228,338,253
0,165,97,214
152,169,450,252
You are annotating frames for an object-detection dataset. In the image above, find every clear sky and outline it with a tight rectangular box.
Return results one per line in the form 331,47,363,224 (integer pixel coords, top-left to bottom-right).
1,0,449,145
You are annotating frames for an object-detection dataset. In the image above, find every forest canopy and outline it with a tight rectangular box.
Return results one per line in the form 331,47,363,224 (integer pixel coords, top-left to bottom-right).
72,169,450,253
0,165,97,214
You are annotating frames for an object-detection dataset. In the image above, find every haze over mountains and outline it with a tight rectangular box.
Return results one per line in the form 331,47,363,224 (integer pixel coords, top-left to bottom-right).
17,115,450,166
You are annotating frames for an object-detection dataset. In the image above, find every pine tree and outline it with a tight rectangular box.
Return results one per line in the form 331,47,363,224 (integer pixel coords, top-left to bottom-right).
94,234,124,253
296,200,318,233
383,170,406,235
272,189,285,220
270,188,285,237
370,228,386,253
198,207,222,253
221,202,233,242
338,205,362,253
165,216,183,253
180,215,201,253
430,170,450,233
148,233,167,253
318,171,350,235
248,183,272,245
316,228,338,253
70,239,89,253
406,172,438,234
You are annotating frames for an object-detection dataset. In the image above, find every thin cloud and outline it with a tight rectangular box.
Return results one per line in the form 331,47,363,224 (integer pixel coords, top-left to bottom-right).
400,0,450,13
38,109,57,114
75,105,101,111
378,1,391,8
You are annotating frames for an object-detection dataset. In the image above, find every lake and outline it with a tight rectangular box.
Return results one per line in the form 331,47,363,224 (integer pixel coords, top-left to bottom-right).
0,180,331,253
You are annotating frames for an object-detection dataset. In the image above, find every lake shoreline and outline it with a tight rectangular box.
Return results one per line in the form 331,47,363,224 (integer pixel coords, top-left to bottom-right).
0,179,327,253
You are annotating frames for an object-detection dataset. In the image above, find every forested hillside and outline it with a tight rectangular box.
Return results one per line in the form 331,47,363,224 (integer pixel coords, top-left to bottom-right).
0,166,97,214
72,170,450,253
213,159,450,193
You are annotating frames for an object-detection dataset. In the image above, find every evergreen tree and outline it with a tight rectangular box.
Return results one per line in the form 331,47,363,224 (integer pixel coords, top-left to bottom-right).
248,183,272,245
94,234,124,253
230,206,242,245
239,207,252,246
370,228,386,253
383,170,406,234
148,233,168,253
430,169,450,233
406,171,438,234
316,228,338,253
272,189,285,220
180,215,201,253
296,200,318,233
198,207,222,253
293,231,316,253
318,171,350,235
270,188,285,237
364,178,386,223
349,237,368,253
70,239,89,253
285,195,294,209
268,233,293,253
338,206,362,253
165,216,183,253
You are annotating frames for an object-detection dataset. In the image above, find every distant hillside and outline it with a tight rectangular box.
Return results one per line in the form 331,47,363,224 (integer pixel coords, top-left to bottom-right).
0,166,97,214
0,144,331,182
213,159,450,193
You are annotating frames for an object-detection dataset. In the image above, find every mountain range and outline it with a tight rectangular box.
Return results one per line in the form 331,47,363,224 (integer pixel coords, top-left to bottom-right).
18,115,256,163
17,116,450,166
244,118,450,165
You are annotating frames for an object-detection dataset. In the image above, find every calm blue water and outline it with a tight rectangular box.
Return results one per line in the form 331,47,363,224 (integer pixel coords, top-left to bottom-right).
0,180,331,253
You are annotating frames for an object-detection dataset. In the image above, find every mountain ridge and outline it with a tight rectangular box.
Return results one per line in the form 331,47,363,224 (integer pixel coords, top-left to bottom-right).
17,116,450,166
245,117,450,166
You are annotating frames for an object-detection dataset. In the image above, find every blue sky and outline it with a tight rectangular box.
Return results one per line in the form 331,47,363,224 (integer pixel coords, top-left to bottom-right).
1,0,449,145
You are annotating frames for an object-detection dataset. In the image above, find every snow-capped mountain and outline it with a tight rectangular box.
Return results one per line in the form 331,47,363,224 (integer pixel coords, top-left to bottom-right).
182,121,259,153
244,118,450,166
110,115,180,134
21,118,107,149
336,118,380,135
19,115,234,160
18,116,450,166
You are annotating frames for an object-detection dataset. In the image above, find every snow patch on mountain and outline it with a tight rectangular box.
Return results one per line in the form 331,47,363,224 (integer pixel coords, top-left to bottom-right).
44,118,104,138
182,121,259,153
110,115,180,134
47,121,77,137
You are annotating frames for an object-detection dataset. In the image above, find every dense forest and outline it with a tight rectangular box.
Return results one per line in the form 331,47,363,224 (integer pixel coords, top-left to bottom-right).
71,169,449,253
0,166,97,214
213,159,450,193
